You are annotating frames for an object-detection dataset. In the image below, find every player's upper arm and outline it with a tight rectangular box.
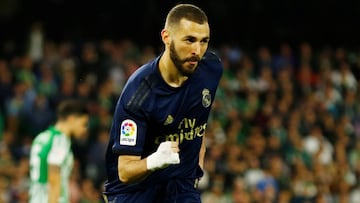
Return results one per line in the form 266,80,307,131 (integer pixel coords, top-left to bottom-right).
48,164,61,203
48,164,61,180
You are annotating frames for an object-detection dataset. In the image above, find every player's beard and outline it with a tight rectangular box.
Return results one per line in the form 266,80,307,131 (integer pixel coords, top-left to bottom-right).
169,41,200,77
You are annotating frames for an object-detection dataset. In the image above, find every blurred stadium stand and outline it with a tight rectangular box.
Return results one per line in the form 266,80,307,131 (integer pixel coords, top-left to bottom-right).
1,1,360,203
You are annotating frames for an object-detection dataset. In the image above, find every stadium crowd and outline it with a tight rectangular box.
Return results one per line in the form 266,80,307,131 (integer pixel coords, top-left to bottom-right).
0,24,360,203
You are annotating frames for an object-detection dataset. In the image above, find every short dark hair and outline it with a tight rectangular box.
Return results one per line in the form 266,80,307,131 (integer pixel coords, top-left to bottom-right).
165,4,208,29
56,100,88,120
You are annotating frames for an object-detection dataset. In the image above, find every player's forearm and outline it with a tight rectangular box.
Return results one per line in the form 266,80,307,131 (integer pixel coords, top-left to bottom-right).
48,186,61,203
118,141,180,183
199,136,206,169
118,156,150,184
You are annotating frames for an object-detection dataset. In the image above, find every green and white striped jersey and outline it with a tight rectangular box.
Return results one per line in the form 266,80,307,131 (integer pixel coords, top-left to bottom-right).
29,126,74,203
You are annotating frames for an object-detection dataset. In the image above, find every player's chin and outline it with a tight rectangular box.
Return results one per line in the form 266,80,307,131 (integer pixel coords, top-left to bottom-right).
74,132,87,140
183,67,197,76
184,61,198,70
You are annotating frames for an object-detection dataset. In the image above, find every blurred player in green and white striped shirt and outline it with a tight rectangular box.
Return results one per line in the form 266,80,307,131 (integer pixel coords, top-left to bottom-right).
29,100,89,203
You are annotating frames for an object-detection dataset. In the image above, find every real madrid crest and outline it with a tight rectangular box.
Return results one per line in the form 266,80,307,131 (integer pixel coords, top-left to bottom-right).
202,88,211,108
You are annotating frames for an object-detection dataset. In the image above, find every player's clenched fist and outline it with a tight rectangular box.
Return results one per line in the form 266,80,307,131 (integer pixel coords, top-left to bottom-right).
146,141,180,171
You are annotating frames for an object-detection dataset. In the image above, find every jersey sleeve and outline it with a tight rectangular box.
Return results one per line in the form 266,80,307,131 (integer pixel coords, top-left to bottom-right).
47,136,69,166
111,77,151,156
204,51,223,80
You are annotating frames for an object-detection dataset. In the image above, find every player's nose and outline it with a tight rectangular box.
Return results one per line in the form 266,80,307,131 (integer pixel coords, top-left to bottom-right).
191,42,201,56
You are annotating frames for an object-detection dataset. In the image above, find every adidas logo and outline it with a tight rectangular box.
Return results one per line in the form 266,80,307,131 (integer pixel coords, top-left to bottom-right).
164,115,174,125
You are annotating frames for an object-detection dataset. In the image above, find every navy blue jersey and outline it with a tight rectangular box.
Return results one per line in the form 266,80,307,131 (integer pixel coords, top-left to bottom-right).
104,51,223,196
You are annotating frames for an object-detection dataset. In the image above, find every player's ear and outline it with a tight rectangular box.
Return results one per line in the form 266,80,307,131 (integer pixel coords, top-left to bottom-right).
66,115,77,124
161,29,170,46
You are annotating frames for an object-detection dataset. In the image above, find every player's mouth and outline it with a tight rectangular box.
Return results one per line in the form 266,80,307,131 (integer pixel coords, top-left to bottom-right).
186,56,200,66
187,60,198,66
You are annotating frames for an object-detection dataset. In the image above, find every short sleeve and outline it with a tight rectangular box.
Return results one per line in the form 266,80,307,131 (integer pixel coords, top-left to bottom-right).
110,81,150,156
47,136,69,166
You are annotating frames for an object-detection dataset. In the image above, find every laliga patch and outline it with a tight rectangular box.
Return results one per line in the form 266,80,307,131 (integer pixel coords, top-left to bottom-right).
120,119,137,146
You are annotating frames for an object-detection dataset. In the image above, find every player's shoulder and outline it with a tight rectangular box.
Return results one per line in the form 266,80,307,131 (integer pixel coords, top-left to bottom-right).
119,57,160,112
34,126,63,141
129,58,158,81
33,129,51,143
203,51,222,62
200,51,223,76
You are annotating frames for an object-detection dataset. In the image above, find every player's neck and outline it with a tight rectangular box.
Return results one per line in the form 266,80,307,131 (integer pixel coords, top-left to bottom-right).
54,122,71,138
159,54,188,88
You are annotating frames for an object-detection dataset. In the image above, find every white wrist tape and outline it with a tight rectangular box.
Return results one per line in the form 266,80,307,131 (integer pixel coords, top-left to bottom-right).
146,141,180,171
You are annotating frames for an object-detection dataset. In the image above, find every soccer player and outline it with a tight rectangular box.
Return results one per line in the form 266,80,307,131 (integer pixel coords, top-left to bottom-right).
103,3,223,202
29,100,89,203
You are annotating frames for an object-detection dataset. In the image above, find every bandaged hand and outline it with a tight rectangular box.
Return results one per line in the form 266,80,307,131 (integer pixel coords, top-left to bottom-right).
146,141,180,171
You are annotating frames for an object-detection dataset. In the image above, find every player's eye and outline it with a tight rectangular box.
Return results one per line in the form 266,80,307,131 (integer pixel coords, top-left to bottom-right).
201,39,209,44
185,37,196,43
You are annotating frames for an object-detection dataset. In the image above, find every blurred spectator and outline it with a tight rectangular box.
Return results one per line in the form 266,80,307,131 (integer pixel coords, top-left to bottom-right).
201,174,229,203
255,172,278,202
255,66,274,93
78,42,103,84
296,63,319,95
85,127,108,188
255,46,272,73
0,59,13,112
5,82,27,134
0,111,4,140
36,62,58,99
243,154,265,190
303,126,334,165
26,22,44,64
348,140,360,173
331,61,357,92
7,157,29,203
230,176,251,203
79,178,102,203
225,143,247,180
21,94,55,136
350,185,360,203
298,42,317,72
272,43,296,74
